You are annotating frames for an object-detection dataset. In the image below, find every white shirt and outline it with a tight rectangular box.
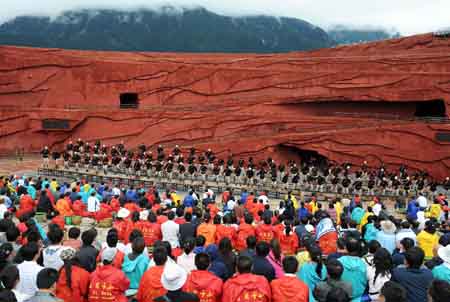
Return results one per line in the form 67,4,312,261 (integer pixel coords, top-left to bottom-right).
161,220,180,248
16,261,43,296
87,196,100,212
417,196,428,208
43,245,67,271
177,252,196,273
12,289,31,302
0,204,8,219
396,229,417,245
227,199,236,211
373,203,382,216
366,265,391,300
112,187,121,196
258,195,269,205
101,242,127,253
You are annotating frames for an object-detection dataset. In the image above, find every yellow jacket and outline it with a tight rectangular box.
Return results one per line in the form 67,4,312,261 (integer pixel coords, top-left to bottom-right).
426,204,442,220
284,194,299,209
417,230,440,259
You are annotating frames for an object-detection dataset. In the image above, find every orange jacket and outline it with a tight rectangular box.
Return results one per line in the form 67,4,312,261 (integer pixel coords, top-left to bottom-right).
113,219,127,242
223,273,271,302
207,204,220,219
215,225,237,245
136,221,162,246
279,233,299,255
97,248,125,270
95,203,113,221
317,231,338,255
197,223,217,246
136,265,166,302
235,224,256,251
88,265,129,302
110,198,120,212
56,197,74,217
256,224,275,243
184,270,223,302
56,265,91,302
270,276,308,302
73,200,89,217
17,194,35,218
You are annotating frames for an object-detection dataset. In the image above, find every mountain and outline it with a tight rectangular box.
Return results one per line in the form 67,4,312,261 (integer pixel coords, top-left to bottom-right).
327,25,401,45
0,7,335,53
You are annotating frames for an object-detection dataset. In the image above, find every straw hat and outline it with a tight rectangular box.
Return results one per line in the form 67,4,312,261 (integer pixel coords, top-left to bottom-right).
380,220,397,234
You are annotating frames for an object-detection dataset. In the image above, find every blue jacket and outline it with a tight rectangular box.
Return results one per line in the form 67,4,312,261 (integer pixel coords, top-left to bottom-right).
432,264,450,283
205,244,228,281
350,207,365,225
363,223,379,243
183,194,195,208
125,190,138,202
407,201,419,220
122,253,150,290
240,192,248,204
376,231,396,254
298,207,310,220
338,256,367,302
392,267,433,302
297,262,327,302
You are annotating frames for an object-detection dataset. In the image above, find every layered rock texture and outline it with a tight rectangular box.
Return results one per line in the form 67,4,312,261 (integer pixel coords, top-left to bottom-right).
0,33,449,179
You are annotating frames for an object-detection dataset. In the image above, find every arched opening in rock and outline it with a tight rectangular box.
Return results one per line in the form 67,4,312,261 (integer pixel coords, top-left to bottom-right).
120,93,139,109
276,144,329,168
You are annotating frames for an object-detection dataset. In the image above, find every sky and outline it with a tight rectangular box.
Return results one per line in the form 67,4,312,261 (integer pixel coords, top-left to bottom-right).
1,0,449,35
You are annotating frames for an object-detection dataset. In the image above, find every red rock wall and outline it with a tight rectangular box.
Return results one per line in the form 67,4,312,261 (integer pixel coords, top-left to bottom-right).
0,33,450,179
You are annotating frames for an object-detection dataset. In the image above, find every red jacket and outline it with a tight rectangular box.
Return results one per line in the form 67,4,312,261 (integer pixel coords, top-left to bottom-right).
136,265,165,302
136,221,162,246
184,270,223,302
97,248,125,270
113,219,128,242
235,224,256,251
215,225,237,245
123,220,138,244
16,194,35,218
317,231,338,255
279,233,299,255
110,198,120,212
73,200,89,217
95,203,113,221
256,224,275,243
88,265,129,302
56,265,91,302
222,273,271,302
270,276,308,302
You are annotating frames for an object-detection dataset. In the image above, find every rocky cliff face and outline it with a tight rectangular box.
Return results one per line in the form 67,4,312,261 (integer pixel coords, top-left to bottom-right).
0,33,449,179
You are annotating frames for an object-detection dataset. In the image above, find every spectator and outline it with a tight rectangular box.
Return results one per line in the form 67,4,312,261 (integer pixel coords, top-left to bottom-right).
379,281,407,302
395,221,417,245
376,220,397,254
222,256,271,302
392,246,433,302
87,191,100,213
122,237,149,293
278,223,299,255
26,268,61,302
235,215,255,251
197,214,216,247
392,238,415,268
314,259,352,302
0,265,29,302
431,244,450,282
42,225,66,270
76,229,98,273
162,211,180,249
137,246,168,302
193,235,206,254
271,256,308,302
89,247,130,302
297,245,327,302
205,244,228,281
177,237,196,273
252,241,275,282
366,248,392,301
428,279,450,302
0,243,14,272
338,238,367,302
328,238,347,261
154,262,200,302
63,227,82,250
16,242,43,296
55,248,90,302
184,253,224,302
218,237,236,279
179,212,197,246
239,235,257,259
417,220,440,260
326,287,350,302
267,239,284,278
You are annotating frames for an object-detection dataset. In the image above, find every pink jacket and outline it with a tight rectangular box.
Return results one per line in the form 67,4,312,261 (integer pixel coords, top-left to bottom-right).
267,251,284,278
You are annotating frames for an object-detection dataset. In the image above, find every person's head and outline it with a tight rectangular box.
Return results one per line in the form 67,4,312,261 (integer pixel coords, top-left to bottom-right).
270,239,282,261
195,253,210,271
81,229,97,246
153,246,168,266
255,241,270,257
106,231,118,248
128,229,143,244
183,237,196,255
246,236,257,250
148,212,157,223
346,238,361,256
167,211,175,220
196,235,206,247
379,281,407,302
213,215,221,225
132,237,146,255
336,237,347,252
21,242,40,261
184,212,192,222
429,279,450,302
425,220,438,234
5,226,20,243
282,256,298,274
399,237,414,252
0,265,19,289
68,227,80,240
47,226,64,245
219,237,233,255
367,240,381,255
244,214,253,225
263,215,271,225
400,221,411,230
404,246,424,269
236,255,253,274
36,268,59,291
307,244,324,278
373,248,393,279
203,213,211,223
326,287,350,302
326,258,344,280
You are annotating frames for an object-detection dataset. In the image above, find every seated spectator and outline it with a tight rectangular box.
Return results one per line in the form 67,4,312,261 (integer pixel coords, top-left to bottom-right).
27,268,61,302
218,238,236,279
179,212,197,246
193,235,206,254
376,220,397,254
0,265,30,302
428,279,450,302
16,242,43,296
252,241,275,282
431,244,450,282
205,244,228,281
314,259,352,302
326,287,350,302
239,235,257,259
271,256,308,302
362,240,381,267
89,248,130,302
366,248,392,300
278,223,298,255
392,238,414,268
184,253,224,302
177,237,196,273
55,247,90,302
222,256,271,302
122,237,150,293
297,244,327,302
42,225,66,270
392,246,433,302
379,281,407,302
137,246,168,302
63,227,81,250
154,261,200,302
267,239,284,278
76,229,98,273
417,219,440,260
395,221,417,245
338,238,367,302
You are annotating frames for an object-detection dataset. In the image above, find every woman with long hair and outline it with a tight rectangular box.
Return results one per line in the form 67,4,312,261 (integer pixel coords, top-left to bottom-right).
55,247,90,302
279,222,299,255
218,237,236,279
267,239,285,278
297,244,327,302
366,247,392,301
177,237,196,273
0,265,22,302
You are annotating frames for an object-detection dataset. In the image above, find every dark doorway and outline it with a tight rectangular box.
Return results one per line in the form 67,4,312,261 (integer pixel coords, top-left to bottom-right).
415,99,446,118
120,93,139,109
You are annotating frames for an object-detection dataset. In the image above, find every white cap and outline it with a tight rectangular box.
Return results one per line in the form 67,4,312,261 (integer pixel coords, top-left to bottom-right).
161,263,187,291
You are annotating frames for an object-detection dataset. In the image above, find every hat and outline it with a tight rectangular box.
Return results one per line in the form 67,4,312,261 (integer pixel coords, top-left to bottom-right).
438,245,450,264
60,247,76,261
161,263,187,291
139,210,149,221
101,247,117,263
380,220,397,234
117,208,130,218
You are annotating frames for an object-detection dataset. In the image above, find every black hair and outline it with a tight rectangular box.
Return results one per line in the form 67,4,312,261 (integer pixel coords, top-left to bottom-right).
213,215,221,225
336,237,346,250
184,212,192,222
400,221,411,229
203,213,211,223
6,226,20,242
282,256,298,274
26,231,41,244
246,236,257,249
346,238,361,256
367,240,381,254
148,212,157,223
167,211,175,220
106,232,118,248
308,244,324,278
429,279,450,302
270,239,282,262
36,268,59,289
196,235,206,247
132,237,145,255
0,265,19,289
255,241,270,257
81,229,97,246
263,215,272,225
68,227,80,239
183,237,196,254
219,237,233,255
400,237,414,251
20,242,39,261
326,287,350,302
373,248,393,285
47,226,64,244
176,207,184,217
195,253,211,270
128,229,143,243
237,256,253,274
244,214,253,225
131,211,140,223
326,258,344,280
404,246,424,269
380,281,407,302
153,246,168,266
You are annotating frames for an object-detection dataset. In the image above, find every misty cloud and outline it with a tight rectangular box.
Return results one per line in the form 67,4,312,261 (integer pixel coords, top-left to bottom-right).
1,0,449,35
